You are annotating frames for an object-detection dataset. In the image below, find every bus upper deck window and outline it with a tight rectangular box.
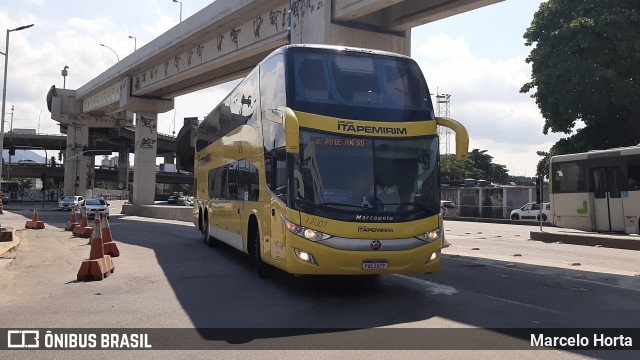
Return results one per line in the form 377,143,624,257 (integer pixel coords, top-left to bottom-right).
298,59,328,100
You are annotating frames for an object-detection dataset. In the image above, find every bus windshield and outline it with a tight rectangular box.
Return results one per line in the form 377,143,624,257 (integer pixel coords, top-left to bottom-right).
288,48,434,121
292,130,440,222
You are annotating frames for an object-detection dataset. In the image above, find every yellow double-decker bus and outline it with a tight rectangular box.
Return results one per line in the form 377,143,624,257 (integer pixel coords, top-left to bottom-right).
189,44,469,276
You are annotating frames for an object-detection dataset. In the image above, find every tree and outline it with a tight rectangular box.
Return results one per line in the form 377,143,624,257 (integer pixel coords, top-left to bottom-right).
521,0,640,153
440,149,510,184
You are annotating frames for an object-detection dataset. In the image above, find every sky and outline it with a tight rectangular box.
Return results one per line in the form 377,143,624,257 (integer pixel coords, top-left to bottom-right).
0,0,562,176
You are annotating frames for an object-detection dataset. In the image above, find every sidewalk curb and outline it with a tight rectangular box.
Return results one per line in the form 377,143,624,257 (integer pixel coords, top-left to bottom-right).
0,227,20,257
530,230,640,251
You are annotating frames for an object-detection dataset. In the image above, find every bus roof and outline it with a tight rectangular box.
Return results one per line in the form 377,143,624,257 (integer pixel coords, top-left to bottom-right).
281,44,410,59
551,145,640,163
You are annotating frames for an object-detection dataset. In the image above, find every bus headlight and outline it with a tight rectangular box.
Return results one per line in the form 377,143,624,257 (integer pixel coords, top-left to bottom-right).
415,227,443,243
283,216,332,242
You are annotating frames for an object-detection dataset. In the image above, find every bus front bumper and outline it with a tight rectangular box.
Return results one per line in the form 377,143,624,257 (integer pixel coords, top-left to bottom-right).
283,235,442,275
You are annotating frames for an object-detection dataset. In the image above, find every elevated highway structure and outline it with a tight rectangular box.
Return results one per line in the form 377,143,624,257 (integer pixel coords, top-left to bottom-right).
46,0,502,204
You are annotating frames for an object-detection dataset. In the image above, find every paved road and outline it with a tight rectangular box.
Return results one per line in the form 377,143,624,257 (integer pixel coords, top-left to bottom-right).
0,209,638,359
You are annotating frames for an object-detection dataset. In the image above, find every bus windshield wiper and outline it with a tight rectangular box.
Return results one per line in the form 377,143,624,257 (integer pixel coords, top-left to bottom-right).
382,202,432,213
317,202,367,210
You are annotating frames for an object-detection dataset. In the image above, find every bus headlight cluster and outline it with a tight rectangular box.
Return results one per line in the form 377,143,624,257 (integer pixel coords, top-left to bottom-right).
282,216,332,242
415,227,443,243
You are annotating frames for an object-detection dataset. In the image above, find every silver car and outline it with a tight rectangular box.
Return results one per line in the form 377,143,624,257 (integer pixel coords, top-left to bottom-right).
80,197,110,218
58,196,84,211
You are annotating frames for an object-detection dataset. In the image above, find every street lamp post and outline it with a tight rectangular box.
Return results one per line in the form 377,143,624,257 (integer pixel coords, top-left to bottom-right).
173,0,183,23
128,36,137,52
7,105,13,181
61,65,68,89
0,23,34,193
99,43,120,62
38,109,43,134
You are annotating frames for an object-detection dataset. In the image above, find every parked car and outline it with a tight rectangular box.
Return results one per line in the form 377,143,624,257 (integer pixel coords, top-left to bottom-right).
80,197,110,218
183,196,194,206
58,196,84,211
176,196,186,206
510,202,552,221
0,193,9,204
18,159,38,165
167,196,177,204
440,200,458,216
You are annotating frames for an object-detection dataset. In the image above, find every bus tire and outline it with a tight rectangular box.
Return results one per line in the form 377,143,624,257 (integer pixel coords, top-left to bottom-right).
250,224,271,278
202,213,218,248
511,214,520,221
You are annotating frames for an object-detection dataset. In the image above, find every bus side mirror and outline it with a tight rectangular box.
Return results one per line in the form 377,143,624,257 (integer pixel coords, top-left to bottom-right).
283,107,300,154
436,117,469,161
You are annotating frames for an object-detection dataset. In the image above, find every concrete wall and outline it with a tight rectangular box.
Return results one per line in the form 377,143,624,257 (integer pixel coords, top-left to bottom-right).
121,204,193,223
441,186,550,219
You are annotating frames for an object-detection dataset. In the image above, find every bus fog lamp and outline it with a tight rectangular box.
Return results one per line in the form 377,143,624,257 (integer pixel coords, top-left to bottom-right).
294,248,318,265
426,250,440,264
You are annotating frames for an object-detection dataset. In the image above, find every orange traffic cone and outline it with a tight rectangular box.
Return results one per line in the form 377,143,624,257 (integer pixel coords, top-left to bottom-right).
25,207,45,229
101,213,119,257
65,206,79,231
77,215,114,281
73,206,92,238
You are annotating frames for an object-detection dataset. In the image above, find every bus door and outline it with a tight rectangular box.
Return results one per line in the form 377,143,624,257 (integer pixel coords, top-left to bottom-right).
590,167,624,232
270,198,288,264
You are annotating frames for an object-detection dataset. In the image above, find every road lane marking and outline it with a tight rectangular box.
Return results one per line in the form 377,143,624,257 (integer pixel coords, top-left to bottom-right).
392,274,458,296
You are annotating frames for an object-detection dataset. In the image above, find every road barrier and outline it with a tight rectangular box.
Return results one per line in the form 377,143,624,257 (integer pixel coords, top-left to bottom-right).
77,216,114,281
65,206,79,231
72,207,93,238
101,213,119,257
25,207,45,229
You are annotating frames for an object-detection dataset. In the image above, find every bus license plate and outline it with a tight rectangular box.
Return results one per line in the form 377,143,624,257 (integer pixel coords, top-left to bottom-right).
362,260,388,270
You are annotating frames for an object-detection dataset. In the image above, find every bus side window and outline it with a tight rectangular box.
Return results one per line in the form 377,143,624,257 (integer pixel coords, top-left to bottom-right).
627,155,640,190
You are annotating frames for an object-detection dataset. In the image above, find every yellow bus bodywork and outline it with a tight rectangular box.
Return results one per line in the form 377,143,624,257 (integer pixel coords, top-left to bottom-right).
193,109,466,275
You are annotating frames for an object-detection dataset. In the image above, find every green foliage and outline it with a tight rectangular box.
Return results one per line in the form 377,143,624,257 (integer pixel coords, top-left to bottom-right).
522,0,640,152
441,149,509,184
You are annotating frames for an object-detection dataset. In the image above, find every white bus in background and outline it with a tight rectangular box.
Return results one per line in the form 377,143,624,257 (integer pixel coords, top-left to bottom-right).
550,145,640,234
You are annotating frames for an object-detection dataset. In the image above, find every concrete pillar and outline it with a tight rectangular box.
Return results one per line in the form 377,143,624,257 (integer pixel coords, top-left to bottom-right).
478,187,484,218
503,187,509,219
290,1,410,55
117,144,130,190
133,113,158,205
85,156,95,198
64,124,89,197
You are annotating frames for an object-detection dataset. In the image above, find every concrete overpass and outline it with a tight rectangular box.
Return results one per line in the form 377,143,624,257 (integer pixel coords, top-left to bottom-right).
46,0,502,204
5,130,177,155
3,163,192,187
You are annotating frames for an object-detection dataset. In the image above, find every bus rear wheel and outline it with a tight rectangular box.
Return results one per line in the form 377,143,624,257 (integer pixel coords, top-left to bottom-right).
202,214,218,247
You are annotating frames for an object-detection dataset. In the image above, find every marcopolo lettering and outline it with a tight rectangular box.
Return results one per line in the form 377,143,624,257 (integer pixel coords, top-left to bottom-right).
355,215,394,222
337,123,407,135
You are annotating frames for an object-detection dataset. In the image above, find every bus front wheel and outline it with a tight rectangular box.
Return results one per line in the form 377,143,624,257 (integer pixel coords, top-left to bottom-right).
250,226,271,278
